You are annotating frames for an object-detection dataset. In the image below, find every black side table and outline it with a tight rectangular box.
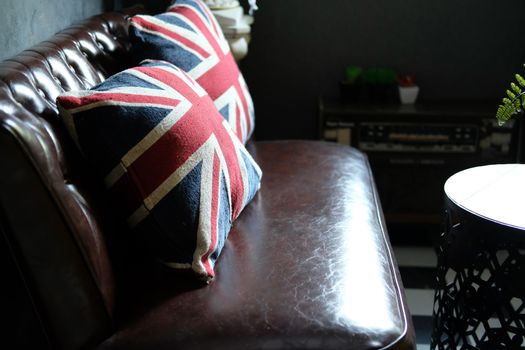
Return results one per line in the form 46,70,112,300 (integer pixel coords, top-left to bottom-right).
431,164,525,349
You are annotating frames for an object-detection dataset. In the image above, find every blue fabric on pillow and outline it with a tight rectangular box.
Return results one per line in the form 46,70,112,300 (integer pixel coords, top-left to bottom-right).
57,60,262,281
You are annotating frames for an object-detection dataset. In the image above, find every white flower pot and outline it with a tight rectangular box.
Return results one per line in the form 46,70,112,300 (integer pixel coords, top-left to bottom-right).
398,85,419,104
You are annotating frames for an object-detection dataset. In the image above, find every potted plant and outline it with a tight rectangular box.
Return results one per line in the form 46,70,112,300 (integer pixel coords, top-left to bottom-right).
339,66,398,103
398,74,419,104
361,67,398,103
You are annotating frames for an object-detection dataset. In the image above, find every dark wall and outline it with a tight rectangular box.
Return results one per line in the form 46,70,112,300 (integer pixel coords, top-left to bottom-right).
2,0,522,141
114,0,170,13
0,0,110,61
241,0,525,140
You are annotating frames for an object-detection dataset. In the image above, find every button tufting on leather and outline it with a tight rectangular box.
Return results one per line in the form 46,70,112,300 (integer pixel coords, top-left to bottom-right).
0,11,150,346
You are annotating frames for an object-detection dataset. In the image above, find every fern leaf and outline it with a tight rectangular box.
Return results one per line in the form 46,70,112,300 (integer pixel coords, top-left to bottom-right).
496,66,525,124
496,106,510,123
516,74,525,87
497,104,515,124
511,82,522,94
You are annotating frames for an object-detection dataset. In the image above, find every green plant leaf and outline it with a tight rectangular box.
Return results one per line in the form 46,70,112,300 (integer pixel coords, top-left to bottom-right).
496,67,525,124
496,103,516,124
516,74,525,87
511,82,522,94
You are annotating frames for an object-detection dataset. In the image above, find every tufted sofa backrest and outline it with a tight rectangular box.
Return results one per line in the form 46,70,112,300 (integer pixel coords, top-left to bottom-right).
0,10,141,350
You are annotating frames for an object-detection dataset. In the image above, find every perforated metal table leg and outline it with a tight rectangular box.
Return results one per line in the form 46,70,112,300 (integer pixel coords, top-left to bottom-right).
431,203,525,350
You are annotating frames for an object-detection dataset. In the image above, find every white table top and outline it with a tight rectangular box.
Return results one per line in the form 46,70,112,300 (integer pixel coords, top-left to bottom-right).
444,164,525,231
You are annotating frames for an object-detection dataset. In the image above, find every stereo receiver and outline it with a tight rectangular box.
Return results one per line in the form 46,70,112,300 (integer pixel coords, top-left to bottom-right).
358,122,478,153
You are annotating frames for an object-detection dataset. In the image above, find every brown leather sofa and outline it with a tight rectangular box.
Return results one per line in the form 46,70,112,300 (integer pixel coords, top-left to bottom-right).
0,9,416,350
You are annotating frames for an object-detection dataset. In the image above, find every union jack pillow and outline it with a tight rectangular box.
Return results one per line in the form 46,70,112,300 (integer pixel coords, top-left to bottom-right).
129,0,255,144
56,60,262,281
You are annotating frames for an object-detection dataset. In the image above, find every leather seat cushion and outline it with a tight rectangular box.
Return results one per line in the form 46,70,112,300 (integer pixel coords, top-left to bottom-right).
98,140,412,350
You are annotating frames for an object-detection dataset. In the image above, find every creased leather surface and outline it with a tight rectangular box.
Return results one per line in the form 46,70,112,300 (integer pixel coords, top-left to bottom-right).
99,141,415,350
